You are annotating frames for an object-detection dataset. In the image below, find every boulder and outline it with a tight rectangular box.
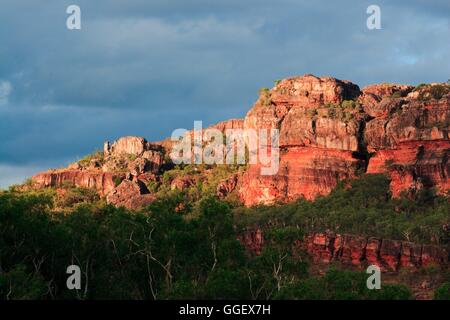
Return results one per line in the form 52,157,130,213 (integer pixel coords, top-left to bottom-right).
106,180,156,210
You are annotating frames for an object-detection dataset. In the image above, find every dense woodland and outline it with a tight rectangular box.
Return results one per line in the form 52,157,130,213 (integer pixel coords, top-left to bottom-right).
0,174,449,299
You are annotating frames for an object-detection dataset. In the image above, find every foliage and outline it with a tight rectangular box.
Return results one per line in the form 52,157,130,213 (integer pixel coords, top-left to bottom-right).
113,176,124,187
55,187,100,208
233,174,450,245
77,150,104,167
274,268,412,300
0,173,448,300
259,88,272,107
418,84,450,101
155,163,243,204
434,283,450,300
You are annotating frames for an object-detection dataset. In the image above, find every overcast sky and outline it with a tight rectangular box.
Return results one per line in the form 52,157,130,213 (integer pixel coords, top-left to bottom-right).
0,0,449,188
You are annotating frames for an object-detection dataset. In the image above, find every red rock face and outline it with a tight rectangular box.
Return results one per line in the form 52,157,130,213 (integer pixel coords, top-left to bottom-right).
399,242,422,269
239,77,449,205
365,89,450,197
29,75,449,209
380,239,402,271
239,230,449,271
210,119,244,132
340,234,368,266
303,232,448,271
304,232,335,263
106,179,156,210
237,229,264,255
108,136,147,155
367,140,450,197
365,238,381,266
270,74,360,107
421,245,448,267
32,170,119,196
217,174,239,198
240,147,361,205
359,84,414,118
240,74,365,206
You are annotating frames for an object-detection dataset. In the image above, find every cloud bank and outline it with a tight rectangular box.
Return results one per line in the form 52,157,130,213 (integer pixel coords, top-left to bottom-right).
0,0,449,187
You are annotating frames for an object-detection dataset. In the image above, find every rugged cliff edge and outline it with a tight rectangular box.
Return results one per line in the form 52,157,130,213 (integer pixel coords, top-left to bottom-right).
30,74,449,208
240,75,449,205
238,229,449,272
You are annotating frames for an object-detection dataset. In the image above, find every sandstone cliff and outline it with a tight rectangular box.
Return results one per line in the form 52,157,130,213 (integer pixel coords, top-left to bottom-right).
238,229,449,272
239,75,449,205
30,74,449,208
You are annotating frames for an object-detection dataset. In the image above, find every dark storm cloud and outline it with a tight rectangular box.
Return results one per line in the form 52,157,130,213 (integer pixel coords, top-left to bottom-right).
0,0,449,187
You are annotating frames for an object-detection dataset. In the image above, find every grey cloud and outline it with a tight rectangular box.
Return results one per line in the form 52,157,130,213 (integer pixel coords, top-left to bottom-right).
0,81,12,106
0,0,449,185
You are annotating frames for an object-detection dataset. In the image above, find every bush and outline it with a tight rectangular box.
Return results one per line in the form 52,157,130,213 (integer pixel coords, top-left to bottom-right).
429,85,449,100
78,150,104,167
274,268,412,300
113,176,124,187
259,88,272,106
55,187,100,208
233,174,450,245
434,283,450,300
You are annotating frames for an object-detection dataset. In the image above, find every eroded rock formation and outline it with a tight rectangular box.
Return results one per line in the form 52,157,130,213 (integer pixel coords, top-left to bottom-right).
30,74,449,209
302,232,448,271
32,136,166,209
32,170,120,197
239,75,449,205
238,229,449,271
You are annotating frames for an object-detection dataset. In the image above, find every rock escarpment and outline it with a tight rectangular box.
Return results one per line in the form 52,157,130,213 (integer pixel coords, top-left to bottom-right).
363,85,450,197
239,76,449,205
238,229,449,272
32,136,166,209
302,232,448,271
31,75,449,208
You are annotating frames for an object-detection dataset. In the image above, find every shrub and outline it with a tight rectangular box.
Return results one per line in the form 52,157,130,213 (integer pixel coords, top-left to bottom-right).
259,88,272,106
307,109,318,118
391,91,402,98
113,176,124,187
429,85,449,100
434,283,450,300
78,150,104,167
55,187,100,208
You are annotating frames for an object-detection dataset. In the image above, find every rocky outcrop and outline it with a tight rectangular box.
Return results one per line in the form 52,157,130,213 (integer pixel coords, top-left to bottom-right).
237,228,264,255
238,229,449,271
170,176,195,191
239,77,449,205
217,174,239,198
359,83,414,117
302,232,448,271
32,135,166,208
209,119,245,132
367,140,450,197
106,136,153,156
32,170,120,196
240,147,362,205
106,179,156,210
156,118,245,153
364,88,450,197
30,75,449,209
239,74,366,205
